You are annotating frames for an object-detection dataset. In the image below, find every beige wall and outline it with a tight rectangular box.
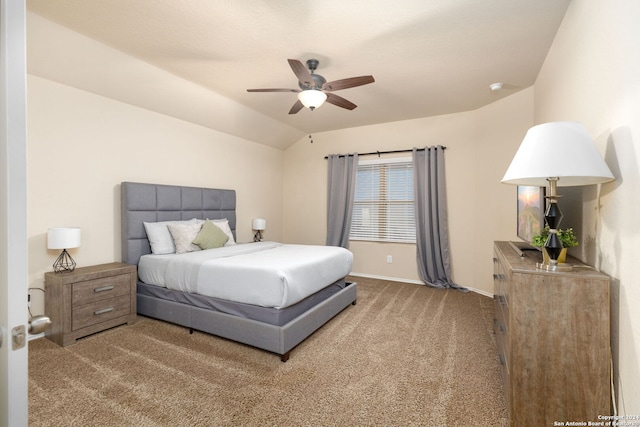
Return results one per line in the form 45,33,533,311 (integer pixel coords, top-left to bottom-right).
283,88,535,294
533,0,640,414
27,75,284,317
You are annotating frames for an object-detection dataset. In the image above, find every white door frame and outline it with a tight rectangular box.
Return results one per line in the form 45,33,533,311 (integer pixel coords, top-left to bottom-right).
0,0,29,426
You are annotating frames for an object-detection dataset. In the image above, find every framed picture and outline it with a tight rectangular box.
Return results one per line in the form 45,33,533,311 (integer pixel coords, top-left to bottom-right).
516,185,545,244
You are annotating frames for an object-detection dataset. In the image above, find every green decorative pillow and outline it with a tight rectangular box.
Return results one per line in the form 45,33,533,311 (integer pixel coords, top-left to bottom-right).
192,219,229,250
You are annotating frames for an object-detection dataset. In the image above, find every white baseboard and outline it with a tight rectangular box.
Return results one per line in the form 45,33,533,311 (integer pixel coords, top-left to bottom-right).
349,272,493,298
470,288,493,298
349,272,423,285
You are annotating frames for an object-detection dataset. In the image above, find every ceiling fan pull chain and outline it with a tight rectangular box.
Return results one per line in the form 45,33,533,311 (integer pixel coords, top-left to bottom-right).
308,109,316,143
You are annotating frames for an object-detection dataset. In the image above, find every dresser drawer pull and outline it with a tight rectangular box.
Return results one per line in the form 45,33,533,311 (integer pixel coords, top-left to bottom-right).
499,353,506,366
94,307,114,315
93,285,114,293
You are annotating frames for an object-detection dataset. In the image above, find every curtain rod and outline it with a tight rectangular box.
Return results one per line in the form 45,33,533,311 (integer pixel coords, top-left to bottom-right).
323,146,446,159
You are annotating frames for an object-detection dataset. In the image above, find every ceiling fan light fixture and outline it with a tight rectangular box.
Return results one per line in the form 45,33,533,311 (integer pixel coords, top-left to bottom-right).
298,89,327,110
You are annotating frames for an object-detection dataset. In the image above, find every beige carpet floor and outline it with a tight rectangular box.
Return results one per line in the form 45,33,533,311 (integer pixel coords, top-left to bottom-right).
29,276,508,426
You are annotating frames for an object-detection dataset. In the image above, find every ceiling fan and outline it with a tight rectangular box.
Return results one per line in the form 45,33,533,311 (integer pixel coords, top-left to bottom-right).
247,59,375,114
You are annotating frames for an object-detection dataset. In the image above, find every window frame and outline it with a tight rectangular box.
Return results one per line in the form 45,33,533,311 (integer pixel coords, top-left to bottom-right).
349,157,416,244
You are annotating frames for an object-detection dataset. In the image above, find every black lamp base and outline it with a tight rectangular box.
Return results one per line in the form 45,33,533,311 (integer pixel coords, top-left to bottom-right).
537,177,573,272
53,249,76,273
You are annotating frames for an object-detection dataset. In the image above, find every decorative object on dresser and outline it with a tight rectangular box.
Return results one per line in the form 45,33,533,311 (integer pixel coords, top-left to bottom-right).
44,262,137,346
252,218,266,242
501,122,615,271
47,227,81,272
493,241,611,426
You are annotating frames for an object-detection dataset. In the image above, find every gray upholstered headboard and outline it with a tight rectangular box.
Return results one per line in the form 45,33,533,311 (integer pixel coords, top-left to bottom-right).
121,182,236,266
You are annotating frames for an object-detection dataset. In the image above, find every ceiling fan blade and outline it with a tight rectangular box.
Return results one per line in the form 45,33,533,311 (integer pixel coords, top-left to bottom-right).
322,76,375,91
288,59,315,88
288,100,304,114
247,88,299,92
325,92,357,110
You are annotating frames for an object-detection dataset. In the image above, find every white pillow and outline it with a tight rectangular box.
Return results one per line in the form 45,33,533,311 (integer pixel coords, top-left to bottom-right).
143,218,199,254
210,218,236,246
167,222,203,254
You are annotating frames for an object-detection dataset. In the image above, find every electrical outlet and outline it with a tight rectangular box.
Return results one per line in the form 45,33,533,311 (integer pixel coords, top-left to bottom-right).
386,255,392,263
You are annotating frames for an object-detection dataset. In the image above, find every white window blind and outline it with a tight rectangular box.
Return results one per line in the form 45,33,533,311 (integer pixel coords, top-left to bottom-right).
350,158,416,243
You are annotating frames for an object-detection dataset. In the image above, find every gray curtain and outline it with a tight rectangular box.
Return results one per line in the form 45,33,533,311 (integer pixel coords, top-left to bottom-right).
413,146,466,290
326,153,358,248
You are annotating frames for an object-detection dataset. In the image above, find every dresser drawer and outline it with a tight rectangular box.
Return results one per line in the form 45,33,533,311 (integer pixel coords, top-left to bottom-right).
72,274,131,305
71,294,132,331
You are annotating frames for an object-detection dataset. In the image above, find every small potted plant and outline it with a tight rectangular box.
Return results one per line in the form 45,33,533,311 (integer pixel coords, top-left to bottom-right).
531,225,578,263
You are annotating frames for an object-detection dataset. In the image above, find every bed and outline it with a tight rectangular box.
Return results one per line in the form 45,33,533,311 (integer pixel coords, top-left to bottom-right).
121,181,357,361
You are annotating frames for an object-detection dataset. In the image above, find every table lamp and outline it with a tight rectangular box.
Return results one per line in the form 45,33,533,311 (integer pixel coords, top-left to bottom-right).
252,219,266,242
47,227,81,272
502,122,614,271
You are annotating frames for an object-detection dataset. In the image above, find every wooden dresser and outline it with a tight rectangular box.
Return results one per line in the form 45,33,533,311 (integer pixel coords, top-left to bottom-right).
45,262,137,346
493,241,611,426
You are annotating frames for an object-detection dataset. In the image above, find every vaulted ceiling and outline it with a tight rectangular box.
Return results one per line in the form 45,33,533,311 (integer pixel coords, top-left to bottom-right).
27,0,571,149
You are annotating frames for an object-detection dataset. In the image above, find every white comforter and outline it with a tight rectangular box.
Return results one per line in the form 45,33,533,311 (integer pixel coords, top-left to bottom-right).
138,242,353,309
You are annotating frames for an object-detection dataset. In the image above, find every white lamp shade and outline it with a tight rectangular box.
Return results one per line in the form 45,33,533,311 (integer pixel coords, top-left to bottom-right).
252,219,266,231
297,90,327,109
47,227,81,249
502,122,615,187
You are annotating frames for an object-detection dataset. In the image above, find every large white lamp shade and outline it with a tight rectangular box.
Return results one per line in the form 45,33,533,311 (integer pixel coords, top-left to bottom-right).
502,122,614,187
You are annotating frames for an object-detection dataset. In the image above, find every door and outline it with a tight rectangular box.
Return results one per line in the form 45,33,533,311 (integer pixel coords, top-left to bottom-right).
0,1,28,426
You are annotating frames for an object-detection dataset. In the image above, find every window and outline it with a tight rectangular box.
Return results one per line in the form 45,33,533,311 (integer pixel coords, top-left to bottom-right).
350,158,415,243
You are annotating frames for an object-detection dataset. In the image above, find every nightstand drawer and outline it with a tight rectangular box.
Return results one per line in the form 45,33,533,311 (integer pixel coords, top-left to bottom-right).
72,294,132,330
72,274,131,305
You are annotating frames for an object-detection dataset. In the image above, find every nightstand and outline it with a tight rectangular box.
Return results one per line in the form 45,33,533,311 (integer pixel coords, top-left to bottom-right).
44,262,137,346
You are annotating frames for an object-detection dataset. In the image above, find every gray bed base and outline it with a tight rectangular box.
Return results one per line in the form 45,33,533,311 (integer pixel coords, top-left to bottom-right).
121,181,357,361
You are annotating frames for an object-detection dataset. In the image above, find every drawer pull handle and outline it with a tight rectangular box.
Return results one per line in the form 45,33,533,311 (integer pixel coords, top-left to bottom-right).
94,286,114,293
499,353,506,366
94,307,114,315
